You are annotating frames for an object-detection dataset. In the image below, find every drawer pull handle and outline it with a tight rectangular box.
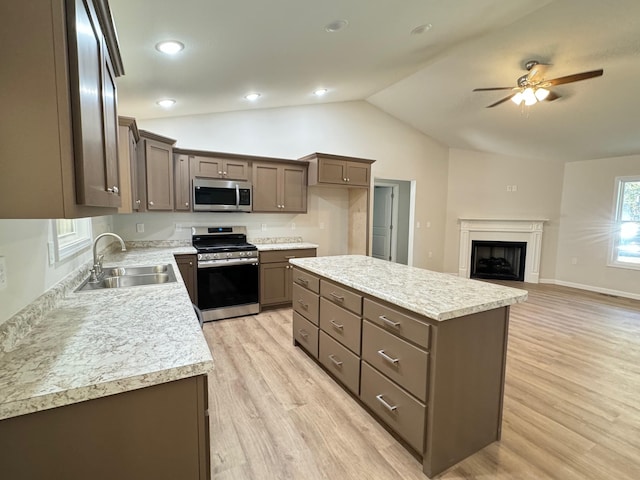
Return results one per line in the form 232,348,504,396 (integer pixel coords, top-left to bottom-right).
376,394,398,412
330,292,345,302
297,299,308,310
330,319,344,330
379,315,401,327
284,255,296,259
296,277,309,285
298,329,309,339
328,354,343,367
377,349,399,365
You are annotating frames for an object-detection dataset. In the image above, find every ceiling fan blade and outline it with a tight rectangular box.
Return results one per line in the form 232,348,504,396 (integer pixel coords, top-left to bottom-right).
486,94,515,108
473,87,514,92
545,69,604,86
545,91,561,102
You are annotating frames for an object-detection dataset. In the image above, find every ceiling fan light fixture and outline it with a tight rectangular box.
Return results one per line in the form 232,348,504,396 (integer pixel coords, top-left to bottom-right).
534,87,550,101
523,87,537,106
511,91,524,105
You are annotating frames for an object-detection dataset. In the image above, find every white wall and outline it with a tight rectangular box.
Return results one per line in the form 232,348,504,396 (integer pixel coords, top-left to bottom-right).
135,101,450,270
555,154,640,297
0,216,113,326
443,148,565,280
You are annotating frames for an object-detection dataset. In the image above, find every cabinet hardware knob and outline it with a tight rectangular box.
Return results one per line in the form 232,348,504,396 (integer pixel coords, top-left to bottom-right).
185,202,189,207
189,262,193,266
376,394,398,412
328,354,343,367
377,349,399,365
136,199,141,205
379,315,401,327
347,178,350,182
149,201,154,206
218,171,222,175
112,185,119,194
330,319,344,330
343,177,347,182
223,171,227,175
282,205,285,208
330,292,344,302
107,187,113,193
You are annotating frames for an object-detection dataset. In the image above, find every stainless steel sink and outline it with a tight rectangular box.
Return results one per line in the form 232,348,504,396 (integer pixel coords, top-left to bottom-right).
76,264,177,291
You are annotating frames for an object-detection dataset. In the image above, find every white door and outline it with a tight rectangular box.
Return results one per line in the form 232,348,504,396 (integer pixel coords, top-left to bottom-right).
372,186,393,261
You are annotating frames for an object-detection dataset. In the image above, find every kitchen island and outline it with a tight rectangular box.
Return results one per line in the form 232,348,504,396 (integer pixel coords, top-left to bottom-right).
290,255,527,478
0,247,213,480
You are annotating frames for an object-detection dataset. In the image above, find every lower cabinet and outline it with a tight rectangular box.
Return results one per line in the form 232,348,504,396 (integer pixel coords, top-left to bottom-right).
259,248,316,307
291,267,510,478
175,254,198,304
0,376,210,480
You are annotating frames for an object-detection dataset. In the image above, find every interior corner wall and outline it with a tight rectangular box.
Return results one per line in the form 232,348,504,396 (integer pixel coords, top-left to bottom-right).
443,148,564,280
555,154,640,297
134,100,449,270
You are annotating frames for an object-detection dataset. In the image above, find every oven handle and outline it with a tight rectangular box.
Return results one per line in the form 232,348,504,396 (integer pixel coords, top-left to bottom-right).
198,259,259,269
236,184,240,209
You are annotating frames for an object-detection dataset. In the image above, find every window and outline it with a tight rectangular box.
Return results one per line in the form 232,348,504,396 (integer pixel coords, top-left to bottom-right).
52,218,92,262
610,176,640,269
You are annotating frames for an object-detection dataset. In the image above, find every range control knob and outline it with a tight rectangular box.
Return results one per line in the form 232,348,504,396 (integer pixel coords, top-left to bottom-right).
227,252,232,258
213,253,219,259
239,252,246,257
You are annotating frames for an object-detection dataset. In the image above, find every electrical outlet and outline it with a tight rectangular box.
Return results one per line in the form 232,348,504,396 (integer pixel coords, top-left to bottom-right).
512,184,518,192
291,222,296,230
507,185,512,192
136,223,144,233
416,221,421,229
0,256,7,290
261,224,267,231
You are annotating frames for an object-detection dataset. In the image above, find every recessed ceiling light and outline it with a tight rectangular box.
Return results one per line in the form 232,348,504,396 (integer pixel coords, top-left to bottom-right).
313,88,328,96
325,20,349,33
244,93,261,101
411,24,433,35
156,99,176,108
155,40,185,55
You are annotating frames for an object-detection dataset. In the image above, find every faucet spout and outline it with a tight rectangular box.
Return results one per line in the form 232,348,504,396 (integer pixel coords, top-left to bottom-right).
92,233,127,277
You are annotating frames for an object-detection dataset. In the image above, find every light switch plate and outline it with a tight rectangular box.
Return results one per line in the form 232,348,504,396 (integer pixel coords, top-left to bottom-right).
0,256,7,290
136,223,144,233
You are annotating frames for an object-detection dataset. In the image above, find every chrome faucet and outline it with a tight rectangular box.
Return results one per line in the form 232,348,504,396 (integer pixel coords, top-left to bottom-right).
90,233,127,282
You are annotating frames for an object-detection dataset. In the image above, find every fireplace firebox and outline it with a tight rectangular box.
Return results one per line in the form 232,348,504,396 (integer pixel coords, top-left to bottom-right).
470,241,526,281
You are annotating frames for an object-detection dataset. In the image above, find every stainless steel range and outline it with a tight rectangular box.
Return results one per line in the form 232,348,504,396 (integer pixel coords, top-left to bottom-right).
192,226,259,322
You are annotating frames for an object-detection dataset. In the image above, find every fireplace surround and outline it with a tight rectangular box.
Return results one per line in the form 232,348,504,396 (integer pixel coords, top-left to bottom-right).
458,218,546,283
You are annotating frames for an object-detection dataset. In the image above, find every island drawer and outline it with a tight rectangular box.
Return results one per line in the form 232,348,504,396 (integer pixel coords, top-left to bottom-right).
362,320,429,402
260,249,316,264
320,297,362,355
319,331,360,395
293,311,319,358
320,280,362,315
364,299,431,349
293,283,319,325
360,361,426,453
292,268,319,293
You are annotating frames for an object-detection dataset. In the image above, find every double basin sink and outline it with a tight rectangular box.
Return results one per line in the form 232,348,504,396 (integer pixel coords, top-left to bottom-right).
77,264,177,291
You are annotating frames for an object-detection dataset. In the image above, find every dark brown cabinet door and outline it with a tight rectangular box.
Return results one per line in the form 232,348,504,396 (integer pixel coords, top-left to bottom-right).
223,159,249,180
145,140,174,211
317,158,346,184
174,254,197,304
253,161,307,213
282,164,307,212
174,154,191,211
252,163,280,212
345,161,370,186
260,262,292,306
67,0,120,207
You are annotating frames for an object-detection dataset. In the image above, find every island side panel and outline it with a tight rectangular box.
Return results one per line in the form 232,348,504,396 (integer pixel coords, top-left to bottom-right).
424,307,510,477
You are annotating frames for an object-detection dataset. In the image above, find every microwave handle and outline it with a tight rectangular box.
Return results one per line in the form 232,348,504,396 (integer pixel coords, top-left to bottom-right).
235,184,240,208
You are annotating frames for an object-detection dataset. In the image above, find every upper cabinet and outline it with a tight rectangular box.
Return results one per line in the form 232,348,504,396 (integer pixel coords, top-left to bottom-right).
191,155,249,181
136,131,177,212
0,0,124,218
117,117,139,214
303,153,374,188
252,161,308,213
174,154,191,211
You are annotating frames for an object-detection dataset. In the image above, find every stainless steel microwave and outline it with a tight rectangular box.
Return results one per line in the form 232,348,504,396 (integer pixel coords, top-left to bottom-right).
193,177,252,212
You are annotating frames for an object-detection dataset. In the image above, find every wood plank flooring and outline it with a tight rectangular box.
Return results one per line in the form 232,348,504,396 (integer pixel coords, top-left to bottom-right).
202,283,640,479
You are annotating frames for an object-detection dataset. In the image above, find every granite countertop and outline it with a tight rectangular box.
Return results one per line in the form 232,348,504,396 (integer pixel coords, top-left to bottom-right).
290,255,528,321
256,242,319,251
0,246,212,421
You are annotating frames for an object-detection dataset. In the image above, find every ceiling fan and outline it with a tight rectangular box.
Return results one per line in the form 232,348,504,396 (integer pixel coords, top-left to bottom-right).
473,60,604,108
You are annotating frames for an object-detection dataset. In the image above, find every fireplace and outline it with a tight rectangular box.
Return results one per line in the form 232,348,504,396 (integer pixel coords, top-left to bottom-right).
470,241,526,281
458,218,546,283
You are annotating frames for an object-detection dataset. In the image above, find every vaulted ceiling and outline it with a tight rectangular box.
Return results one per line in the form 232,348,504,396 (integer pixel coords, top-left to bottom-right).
110,0,640,162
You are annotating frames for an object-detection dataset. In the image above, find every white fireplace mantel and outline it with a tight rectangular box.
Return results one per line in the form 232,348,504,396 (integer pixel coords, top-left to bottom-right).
458,218,547,283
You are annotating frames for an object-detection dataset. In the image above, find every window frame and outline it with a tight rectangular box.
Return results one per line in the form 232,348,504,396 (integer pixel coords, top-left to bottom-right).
52,218,93,262
608,175,640,270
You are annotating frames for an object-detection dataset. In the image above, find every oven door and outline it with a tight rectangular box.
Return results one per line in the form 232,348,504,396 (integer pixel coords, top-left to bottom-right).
197,260,259,321
193,177,252,212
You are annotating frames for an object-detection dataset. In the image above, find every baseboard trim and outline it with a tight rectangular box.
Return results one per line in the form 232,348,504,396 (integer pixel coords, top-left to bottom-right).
538,278,640,301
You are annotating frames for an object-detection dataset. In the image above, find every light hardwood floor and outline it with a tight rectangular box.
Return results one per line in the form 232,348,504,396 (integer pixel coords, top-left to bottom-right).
202,283,640,479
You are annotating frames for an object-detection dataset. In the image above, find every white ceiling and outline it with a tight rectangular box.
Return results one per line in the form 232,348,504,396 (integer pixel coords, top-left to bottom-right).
110,0,640,162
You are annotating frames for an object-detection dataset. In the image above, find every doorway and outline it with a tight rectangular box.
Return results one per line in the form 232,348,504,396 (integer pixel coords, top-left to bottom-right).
372,179,413,265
